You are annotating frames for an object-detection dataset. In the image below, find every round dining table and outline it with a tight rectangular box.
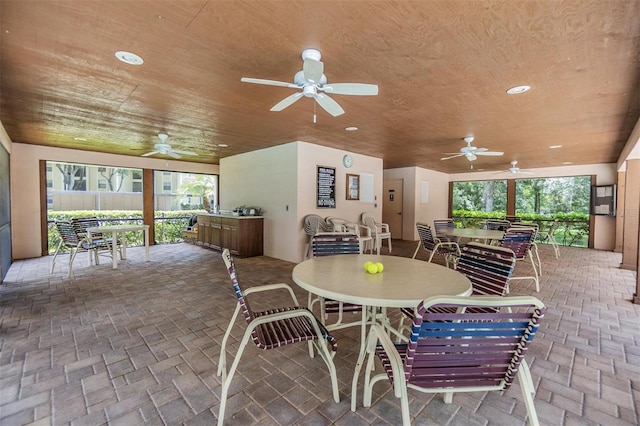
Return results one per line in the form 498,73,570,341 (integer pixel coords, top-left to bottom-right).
292,253,472,411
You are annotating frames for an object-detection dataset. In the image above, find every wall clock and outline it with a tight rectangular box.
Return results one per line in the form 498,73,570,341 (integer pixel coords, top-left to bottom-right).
343,154,353,168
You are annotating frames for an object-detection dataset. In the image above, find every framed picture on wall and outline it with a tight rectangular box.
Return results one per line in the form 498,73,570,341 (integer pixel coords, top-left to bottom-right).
346,173,360,200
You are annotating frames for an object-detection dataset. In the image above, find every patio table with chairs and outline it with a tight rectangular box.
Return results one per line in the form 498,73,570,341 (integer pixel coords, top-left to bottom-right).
291,253,472,411
87,224,150,269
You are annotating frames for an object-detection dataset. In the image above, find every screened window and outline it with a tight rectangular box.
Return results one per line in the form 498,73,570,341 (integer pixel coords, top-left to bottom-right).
515,176,590,215
452,180,507,213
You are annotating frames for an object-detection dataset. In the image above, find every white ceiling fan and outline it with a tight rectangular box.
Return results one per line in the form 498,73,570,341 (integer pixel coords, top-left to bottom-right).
440,136,504,161
501,160,534,175
141,134,197,159
241,48,378,117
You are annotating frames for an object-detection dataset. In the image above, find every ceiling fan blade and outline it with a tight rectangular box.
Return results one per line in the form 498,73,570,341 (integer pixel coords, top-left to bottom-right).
167,151,181,159
313,93,345,117
241,77,298,89
475,151,504,156
466,154,477,161
171,149,197,156
440,153,464,160
271,92,304,111
303,58,324,83
321,83,379,96
141,151,158,157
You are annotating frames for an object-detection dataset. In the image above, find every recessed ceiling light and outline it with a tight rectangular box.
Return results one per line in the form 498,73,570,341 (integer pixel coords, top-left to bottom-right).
549,145,562,149
562,161,572,165
506,85,531,95
217,143,228,148
115,51,144,65
345,126,358,131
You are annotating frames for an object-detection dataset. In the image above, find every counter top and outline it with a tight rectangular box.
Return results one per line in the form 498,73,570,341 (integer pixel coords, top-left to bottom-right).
198,213,263,219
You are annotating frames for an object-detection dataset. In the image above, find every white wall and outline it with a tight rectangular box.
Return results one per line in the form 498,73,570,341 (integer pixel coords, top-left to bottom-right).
450,163,618,250
297,142,383,261
10,143,218,259
220,141,383,263
220,142,299,262
384,167,450,240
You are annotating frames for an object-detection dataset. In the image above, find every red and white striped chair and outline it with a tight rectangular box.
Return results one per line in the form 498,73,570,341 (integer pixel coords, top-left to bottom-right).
216,249,339,425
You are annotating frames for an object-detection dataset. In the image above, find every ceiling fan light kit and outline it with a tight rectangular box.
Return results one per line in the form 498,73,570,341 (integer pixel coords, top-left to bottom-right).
141,133,197,159
440,136,504,162
241,48,378,117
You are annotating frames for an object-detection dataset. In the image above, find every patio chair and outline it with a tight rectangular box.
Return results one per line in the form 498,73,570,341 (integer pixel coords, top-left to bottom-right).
500,227,540,292
433,218,458,243
345,222,374,253
509,222,543,274
309,232,364,330
399,242,516,335
483,219,512,231
361,212,392,254
50,221,111,277
303,214,333,258
362,295,546,426
536,219,560,259
70,216,122,260
412,222,460,268
217,249,339,425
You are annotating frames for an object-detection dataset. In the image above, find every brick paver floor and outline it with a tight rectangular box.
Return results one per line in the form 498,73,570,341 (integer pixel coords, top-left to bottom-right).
1,239,639,425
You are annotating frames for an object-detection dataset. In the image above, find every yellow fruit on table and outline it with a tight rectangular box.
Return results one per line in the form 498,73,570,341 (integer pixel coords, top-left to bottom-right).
367,263,379,274
376,262,384,273
364,261,373,271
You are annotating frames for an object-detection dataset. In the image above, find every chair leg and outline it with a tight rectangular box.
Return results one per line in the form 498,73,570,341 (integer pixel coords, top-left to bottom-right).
412,241,421,259
217,326,254,426
517,360,540,426
532,243,542,276
50,240,63,273
528,251,540,292
217,304,241,379
68,248,78,278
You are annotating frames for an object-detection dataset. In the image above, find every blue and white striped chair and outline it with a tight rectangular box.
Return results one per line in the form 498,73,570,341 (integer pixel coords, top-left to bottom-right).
362,295,546,426
500,227,540,292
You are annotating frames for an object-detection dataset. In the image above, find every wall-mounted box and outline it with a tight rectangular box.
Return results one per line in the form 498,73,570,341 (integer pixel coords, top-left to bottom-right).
590,184,616,216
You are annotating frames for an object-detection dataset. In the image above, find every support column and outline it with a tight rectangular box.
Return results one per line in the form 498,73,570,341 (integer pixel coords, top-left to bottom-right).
621,160,639,271
143,169,155,245
615,172,625,253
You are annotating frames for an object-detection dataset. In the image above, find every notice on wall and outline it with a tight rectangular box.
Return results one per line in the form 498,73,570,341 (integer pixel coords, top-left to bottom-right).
317,166,336,208
360,173,374,203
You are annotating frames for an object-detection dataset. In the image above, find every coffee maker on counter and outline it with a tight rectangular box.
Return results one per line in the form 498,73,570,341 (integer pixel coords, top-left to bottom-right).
233,206,262,216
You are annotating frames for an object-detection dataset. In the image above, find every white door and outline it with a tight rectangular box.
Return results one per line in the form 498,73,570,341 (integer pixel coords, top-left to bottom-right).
383,179,403,238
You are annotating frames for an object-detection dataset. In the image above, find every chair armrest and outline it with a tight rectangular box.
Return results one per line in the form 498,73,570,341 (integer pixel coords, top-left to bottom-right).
378,223,390,232
247,307,331,345
435,239,461,256
365,324,405,398
244,283,301,305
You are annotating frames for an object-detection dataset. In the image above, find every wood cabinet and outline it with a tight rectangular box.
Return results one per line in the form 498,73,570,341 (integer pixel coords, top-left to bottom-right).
197,215,263,257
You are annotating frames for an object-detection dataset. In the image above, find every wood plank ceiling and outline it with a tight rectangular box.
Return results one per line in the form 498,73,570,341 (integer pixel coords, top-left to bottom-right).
1,0,639,173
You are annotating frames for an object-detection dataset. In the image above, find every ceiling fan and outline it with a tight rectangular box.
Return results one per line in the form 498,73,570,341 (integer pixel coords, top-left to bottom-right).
141,134,197,159
500,160,534,175
440,136,504,161
241,48,378,117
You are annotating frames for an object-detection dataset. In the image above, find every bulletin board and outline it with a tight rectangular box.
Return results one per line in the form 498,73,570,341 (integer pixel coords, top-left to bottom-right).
316,166,336,208
590,184,616,216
